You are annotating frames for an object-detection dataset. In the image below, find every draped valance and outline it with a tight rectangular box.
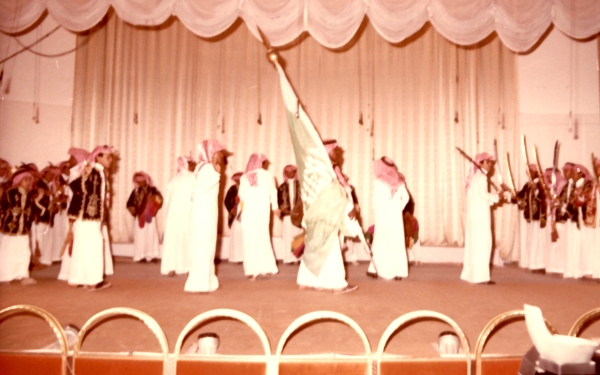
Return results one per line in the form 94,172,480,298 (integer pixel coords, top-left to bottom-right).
1,0,599,52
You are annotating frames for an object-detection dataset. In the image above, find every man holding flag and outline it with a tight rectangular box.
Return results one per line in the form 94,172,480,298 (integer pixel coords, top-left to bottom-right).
268,47,360,294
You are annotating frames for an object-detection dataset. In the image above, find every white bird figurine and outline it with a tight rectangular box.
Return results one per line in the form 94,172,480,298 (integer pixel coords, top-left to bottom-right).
524,304,598,365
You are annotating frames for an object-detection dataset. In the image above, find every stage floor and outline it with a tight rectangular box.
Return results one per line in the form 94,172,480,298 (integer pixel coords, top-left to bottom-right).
1,259,599,358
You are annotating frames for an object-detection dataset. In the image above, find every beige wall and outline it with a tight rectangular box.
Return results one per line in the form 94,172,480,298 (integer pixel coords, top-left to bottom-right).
517,27,599,183
1,16,598,184
0,15,75,166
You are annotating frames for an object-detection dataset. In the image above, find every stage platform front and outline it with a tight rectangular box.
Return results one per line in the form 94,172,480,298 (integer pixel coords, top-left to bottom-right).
1,259,599,361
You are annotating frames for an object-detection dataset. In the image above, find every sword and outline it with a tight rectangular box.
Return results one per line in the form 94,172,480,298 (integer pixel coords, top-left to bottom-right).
533,144,549,195
456,147,501,192
521,134,533,184
534,144,558,240
551,141,560,198
494,139,504,186
59,221,74,257
505,152,517,197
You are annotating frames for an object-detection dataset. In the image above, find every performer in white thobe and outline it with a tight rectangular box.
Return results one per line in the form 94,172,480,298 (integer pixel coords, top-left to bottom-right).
184,140,229,293
32,173,54,266
516,165,547,271
460,152,501,284
367,157,410,280
0,169,37,285
296,139,356,293
127,171,163,262
161,156,195,276
239,153,279,279
277,165,303,264
543,168,568,275
58,148,89,281
577,164,595,277
48,165,69,263
563,163,585,279
224,172,244,263
67,145,114,290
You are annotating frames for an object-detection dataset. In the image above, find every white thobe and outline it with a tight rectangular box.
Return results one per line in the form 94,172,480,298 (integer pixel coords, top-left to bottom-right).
132,218,160,262
68,220,104,285
564,215,583,278
461,170,499,283
546,222,567,274
0,234,31,282
102,224,113,275
58,166,79,281
297,239,347,289
281,216,302,263
35,222,53,265
67,164,107,286
161,170,194,274
368,180,409,279
239,169,279,277
297,185,352,290
581,187,597,276
51,210,68,262
228,218,244,263
528,222,547,270
281,180,302,264
519,220,532,269
184,164,220,292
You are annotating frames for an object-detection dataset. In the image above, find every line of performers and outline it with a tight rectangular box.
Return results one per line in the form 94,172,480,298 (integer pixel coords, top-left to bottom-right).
515,161,599,279
0,138,420,294
3,142,596,293
0,146,114,290
461,152,600,285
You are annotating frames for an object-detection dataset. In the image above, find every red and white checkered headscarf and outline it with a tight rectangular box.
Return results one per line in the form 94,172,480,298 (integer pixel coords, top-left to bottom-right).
68,148,90,164
176,156,193,173
11,169,33,188
195,140,226,172
88,145,115,163
283,165,298,183
543,168,567,196
575,164,593,182
465,152,495,190
133,171,154,187
244,153,268,187
374,157,405,195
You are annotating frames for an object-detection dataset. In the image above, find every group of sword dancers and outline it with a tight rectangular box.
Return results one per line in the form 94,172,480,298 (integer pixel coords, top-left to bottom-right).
0,146,115,290
515,159,600,280
1,139,598,293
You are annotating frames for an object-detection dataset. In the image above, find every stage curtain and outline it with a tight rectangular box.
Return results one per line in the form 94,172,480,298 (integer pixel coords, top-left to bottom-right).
2,0,600,53
71,12,520,261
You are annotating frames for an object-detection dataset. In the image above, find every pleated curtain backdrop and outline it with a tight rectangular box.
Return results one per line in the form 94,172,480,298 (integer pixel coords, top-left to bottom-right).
71,12,521,261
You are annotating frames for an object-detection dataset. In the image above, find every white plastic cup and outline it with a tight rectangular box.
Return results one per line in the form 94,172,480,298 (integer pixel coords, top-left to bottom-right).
64,324,80,349
438,331,459,355
198,333,219,355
